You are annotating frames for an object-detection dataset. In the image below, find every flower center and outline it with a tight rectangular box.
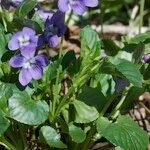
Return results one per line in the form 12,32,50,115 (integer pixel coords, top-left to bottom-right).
23,58,36,68
18,35,30,46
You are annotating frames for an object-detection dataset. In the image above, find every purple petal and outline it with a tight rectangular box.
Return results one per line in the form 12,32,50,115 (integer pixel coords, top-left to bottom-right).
12,0,23,6
9,54,25,68
19,68,32,86
70,1,87,15
20,36,38,59
58,0,69,12
35,54,48,67
37,35,45,47
48,35,59,48
22,27,36,36
37,10,54,21
50,11,66,37
20,45,36,59
82,0,98,7
8,31,21,50
29,65,43,80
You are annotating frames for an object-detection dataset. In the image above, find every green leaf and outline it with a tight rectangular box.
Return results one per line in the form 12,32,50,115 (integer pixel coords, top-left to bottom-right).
8,91,49,125
95,74,115,96
72,100,99,123
0,110,10,136
132,43,145,63
77,86,107,112
96,116,149,150
16,0,37,17
80,26,101,59
68,122,86,143
40,126,67,149
0,83,13,112
144,64,150,80
32,12,45,30
61,50,76,70
129,32,150,44
102,38,120,56
43,61,59,82
100,58,142,87
0,29,7,61
121,87,144,113
109,58,142,87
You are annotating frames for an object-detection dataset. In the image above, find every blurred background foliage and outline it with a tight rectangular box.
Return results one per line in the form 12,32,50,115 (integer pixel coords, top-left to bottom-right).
76,0,150,27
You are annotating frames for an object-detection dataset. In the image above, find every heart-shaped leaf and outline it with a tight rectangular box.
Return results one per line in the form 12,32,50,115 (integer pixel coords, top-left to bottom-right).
96,116,149,150
73,100,99,123
80,26,101,61
40,126,67,149
8,91,49,125
110,58,142,87
68,122,86,143
0,111,10,136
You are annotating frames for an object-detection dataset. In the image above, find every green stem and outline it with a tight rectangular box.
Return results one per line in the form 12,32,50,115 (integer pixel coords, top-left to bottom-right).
0,137,17,150
81,125,96,150
99,0,104,36
54,85,75,119
0,6,7,32
139,0,145,33
109,94,126,119
19,124,28,149
54,61,101,120
66,10,73,25
46,45,49,57
52,38,64,117
99,94,118,116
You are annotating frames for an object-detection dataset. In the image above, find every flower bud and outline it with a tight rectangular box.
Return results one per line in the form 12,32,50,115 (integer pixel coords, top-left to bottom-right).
143,54,150,63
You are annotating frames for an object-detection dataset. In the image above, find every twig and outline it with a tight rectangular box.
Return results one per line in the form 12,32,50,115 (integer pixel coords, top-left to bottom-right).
139,102,150,114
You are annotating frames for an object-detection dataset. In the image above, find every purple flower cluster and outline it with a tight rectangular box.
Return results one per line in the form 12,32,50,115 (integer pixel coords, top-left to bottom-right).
58,0,98,15
8,27,48,86
41,11,66,48
7,0,98,85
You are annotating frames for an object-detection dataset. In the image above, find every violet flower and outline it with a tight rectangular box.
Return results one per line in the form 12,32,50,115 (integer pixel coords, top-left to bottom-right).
37,10,54,21
58,0,98,15
9,52,48,86
8,27,38,57
41,10,66,48
143,54,150,63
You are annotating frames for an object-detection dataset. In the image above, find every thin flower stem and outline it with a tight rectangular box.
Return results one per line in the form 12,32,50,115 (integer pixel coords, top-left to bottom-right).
54,85,75,119
19,124,28,149
99,94,118,116
139,0,145,33
0,6,7,32
66,10,73,25
45,45,49,57
81,125,96,150
99,0,104,36
52,38,64,117
0,137,17,150
109,94,126,119
54,60,101,119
